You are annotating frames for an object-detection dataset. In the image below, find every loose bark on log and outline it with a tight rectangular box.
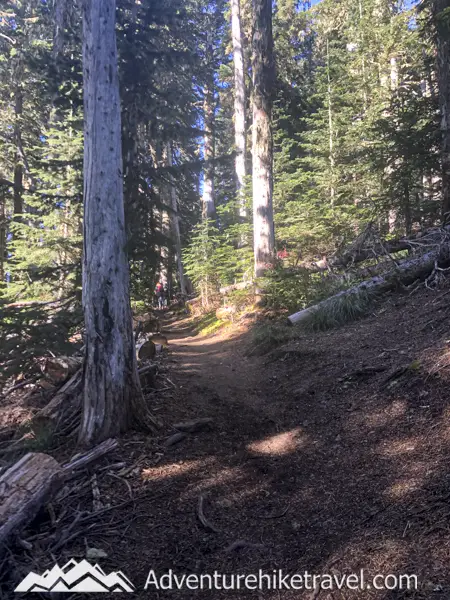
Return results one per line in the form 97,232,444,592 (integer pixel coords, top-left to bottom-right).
288,246,450,325
0,453,63,550
62,438,118,477
36,369,82,421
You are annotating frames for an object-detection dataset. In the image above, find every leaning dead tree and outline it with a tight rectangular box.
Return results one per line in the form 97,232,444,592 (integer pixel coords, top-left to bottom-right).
80,0,156,445
301,223,450,272
288,228,450,325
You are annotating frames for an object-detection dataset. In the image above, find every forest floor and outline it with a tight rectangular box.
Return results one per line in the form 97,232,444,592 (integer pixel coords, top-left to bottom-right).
4,285,450,598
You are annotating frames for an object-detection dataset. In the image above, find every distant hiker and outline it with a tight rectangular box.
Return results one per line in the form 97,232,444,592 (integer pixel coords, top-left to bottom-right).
155,281,165,309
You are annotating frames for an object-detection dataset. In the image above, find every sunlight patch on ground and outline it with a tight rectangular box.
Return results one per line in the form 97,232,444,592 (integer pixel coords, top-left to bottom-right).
141,457,215,482
178,466,269,505
383,459,433,500
384,478,424,499
338,537,406,575
188,466,245,493
377,436,420,457
247,428,307,456
350,399,407,429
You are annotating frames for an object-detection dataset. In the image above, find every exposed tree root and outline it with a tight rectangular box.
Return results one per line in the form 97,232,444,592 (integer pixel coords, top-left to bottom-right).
197,495,221,533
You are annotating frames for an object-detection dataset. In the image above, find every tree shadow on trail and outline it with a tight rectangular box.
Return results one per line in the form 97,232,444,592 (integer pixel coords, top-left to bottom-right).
6,288,450,599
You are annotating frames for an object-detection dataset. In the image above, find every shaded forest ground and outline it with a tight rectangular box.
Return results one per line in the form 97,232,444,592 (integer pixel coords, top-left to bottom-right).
3,285,450,598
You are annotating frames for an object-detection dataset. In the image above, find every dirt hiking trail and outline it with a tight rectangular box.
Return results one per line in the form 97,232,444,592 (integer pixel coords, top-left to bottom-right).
5,286,450,599
115,287,450,599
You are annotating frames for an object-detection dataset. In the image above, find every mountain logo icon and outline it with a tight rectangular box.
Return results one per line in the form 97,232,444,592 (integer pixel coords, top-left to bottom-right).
14,559,135,593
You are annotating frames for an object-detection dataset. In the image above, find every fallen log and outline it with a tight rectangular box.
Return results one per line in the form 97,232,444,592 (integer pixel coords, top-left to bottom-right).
0,453,63,551
287,246,450,325
137,340,156,361
219,281,253,294
0,439,118,551
41,356,83,384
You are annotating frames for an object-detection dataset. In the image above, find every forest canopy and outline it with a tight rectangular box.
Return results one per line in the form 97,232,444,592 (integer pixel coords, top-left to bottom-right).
0,0,448,387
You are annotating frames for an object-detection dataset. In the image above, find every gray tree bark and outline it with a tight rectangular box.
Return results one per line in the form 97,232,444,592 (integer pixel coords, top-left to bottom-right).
231,0,247,216
0,194,5,282
202,66,216,220
166,142,187,295
431,0,450,220
80,0,153,446
252,0,275,277
13,85,23,219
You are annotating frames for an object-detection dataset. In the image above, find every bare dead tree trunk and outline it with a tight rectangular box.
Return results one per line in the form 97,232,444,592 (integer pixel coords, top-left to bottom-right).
431,0,450,221
0,193,5,283
231,0,247,217
13,86,23,220
202,64,216,220
166,142,187,295
326,38,335,206
80,0,155,446
252,0,275,277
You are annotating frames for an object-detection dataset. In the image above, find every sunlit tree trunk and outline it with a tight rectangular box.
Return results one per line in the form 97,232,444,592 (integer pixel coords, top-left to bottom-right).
80,0,153,446
431,0,450,220
166,142,187,295
231,0,247,217
202,50,216,220
326,38,335,206
13,86,23,220
252,0,275,278
0,194,5,283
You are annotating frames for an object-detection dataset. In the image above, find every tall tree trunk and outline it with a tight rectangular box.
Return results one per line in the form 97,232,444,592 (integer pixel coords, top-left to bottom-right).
159,206,170,287
0,193,5,283
231,0,247,217
13,86,23,220
252,0,275,277
326,38,335,206
202,68,216,220
53,0,68,59
431,0,450,221
166,142,187,296
80,0,153,446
